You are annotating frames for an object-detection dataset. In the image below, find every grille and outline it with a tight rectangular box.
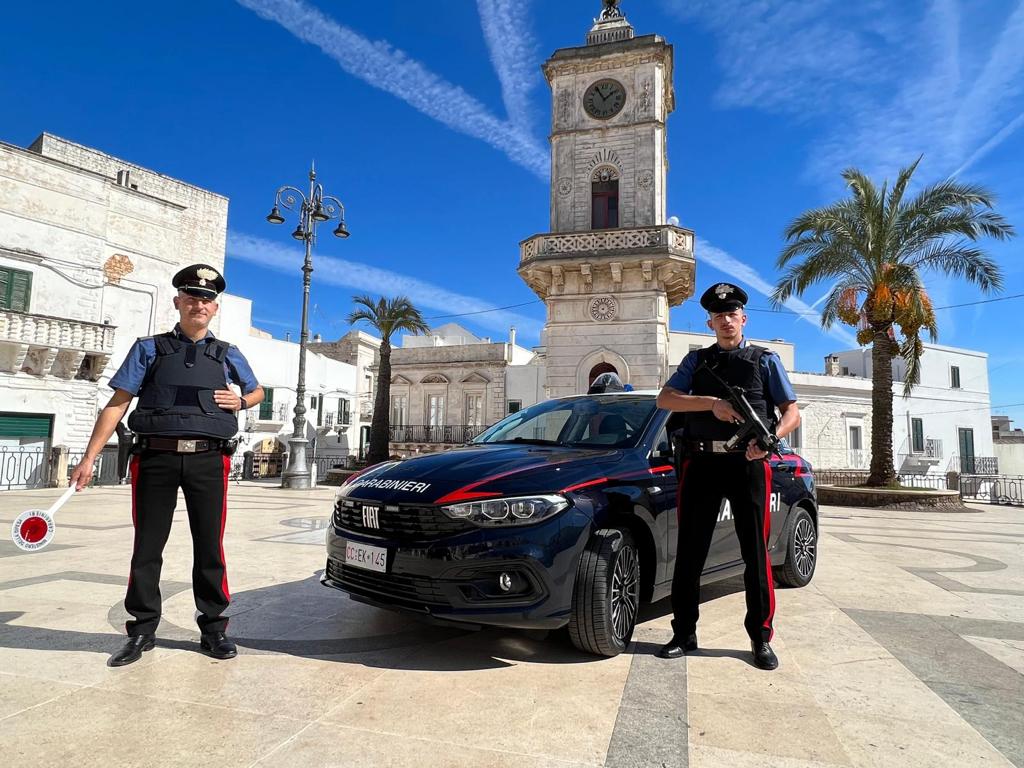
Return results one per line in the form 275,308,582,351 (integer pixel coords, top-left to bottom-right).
325,557,447,609
333,499,474,540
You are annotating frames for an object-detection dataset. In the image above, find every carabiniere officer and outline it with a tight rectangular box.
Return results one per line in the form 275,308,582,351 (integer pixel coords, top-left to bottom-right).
656,282,800,670
70,264,264,667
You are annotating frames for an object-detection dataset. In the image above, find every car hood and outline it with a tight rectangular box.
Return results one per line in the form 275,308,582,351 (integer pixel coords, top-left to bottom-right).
338,444,634,505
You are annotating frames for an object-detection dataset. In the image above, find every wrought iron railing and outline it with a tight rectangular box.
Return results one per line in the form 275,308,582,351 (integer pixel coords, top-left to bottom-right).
311,454,355,481
388,424,489,444
815,470,950,491
961,475,1024,506
0,446,49,490
950,455,999,475
67,446,123,486
251,451,284,478
847,449,869,469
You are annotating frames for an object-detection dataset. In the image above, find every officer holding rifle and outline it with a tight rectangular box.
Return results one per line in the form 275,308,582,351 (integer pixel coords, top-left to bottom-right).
656,282,800,670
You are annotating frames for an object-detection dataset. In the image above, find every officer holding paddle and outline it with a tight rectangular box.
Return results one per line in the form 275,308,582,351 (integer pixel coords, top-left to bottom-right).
70,264,263,667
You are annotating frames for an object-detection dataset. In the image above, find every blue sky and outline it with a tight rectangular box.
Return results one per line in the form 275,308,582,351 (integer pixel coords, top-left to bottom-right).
2,0,1022,415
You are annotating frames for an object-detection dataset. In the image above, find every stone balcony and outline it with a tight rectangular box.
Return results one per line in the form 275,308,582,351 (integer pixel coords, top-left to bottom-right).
0,309,115,380
518,225,695,305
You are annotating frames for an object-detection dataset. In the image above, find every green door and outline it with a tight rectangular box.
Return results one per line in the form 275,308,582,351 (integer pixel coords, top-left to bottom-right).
958,428,975,474
0,412,53,489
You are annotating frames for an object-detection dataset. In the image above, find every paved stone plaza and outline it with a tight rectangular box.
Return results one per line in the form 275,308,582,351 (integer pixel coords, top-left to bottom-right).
1,483,1021,767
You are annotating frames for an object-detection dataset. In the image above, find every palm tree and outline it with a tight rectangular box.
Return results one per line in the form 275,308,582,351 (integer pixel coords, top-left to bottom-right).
772,158,1013,486
347,295,431,465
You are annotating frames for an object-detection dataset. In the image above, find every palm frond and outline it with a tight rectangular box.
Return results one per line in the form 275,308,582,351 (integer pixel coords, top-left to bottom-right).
907,241,1003,292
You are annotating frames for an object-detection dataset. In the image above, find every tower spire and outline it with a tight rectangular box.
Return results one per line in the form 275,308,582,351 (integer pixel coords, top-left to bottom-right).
588,0,634,45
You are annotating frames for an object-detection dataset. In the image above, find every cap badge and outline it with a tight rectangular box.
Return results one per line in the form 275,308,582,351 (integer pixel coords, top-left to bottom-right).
196,267,218,282
714,283,734,300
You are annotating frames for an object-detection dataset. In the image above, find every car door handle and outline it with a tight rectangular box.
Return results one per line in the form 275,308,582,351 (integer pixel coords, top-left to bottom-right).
773,463,794,472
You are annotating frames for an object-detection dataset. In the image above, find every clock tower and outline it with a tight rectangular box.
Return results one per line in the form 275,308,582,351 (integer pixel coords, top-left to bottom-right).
518,0,695,396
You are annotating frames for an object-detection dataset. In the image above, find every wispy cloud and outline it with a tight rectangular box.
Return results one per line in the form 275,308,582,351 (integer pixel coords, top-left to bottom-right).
477,0,541,133
236,0,547,178
697,238,860,346
227,231,543,339
665,0,1024,185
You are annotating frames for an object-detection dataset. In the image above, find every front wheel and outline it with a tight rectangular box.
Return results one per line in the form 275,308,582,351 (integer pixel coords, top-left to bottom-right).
773,507,817,587
568,528,640,657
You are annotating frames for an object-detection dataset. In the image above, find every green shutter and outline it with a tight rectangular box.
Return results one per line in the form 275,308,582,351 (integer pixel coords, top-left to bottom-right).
0,414,53,438
0,268,32,312
259,387,274,420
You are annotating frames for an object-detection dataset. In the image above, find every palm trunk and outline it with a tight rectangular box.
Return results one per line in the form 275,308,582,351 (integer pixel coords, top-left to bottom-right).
366,337,392,465
867,327,897,486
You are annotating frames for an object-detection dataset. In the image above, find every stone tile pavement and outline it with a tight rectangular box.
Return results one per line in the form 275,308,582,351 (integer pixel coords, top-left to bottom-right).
0,483,1021,767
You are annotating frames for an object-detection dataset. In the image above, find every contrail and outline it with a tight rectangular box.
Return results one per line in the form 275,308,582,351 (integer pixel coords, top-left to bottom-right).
236,0,548,178
697,238,860,346
477,0,541,132
227,231,544,339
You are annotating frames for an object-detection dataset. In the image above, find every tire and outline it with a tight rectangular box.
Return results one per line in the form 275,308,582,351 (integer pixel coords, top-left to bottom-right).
568,528,640,657
773,507,817,588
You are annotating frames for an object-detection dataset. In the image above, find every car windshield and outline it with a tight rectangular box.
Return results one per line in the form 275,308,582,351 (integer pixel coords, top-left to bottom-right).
473,395,658,449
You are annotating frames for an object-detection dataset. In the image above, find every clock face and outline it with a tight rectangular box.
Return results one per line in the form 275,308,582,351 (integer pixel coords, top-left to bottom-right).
583,79,627,120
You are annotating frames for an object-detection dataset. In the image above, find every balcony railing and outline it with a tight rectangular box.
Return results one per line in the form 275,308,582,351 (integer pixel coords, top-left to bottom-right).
845,449,868,469
519,225,694,263
389,424,488,445
950,455,999,475
0,308,116,379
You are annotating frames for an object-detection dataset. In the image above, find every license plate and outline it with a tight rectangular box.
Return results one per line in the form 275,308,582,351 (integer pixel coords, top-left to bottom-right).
342,540,388,573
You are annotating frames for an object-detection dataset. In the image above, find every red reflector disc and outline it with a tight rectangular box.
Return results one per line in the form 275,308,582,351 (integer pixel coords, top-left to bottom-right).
19,516,50,543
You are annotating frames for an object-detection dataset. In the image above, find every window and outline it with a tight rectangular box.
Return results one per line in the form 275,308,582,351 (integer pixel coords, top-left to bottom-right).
788,424,802,450
465,394,484,427
849,425,863,451
911,418,924,453
427,395,445,427
390,395,407,427
259,387,275,420
0,267,32,312
591,168,619,229
338,398,351,426
507,400,522,414
841,366,850,376
312,395,323,426
951,366,961,388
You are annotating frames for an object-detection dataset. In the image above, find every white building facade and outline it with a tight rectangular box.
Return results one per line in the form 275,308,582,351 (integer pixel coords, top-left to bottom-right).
834,343,995,475
218,294,363,476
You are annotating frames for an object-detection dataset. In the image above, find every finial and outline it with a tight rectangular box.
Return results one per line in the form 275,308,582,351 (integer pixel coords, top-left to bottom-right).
600,0,624,20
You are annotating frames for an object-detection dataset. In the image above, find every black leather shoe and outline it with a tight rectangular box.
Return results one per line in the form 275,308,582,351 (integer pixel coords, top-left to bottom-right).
200,631,237,659
657,633,698,659
108,634,155,667
751,641,779,670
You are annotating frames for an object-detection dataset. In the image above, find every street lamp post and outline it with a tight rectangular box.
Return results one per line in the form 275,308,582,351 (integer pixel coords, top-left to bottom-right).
266,164,350,489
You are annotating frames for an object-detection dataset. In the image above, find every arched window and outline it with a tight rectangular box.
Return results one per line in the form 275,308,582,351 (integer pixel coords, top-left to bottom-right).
591,167,620,229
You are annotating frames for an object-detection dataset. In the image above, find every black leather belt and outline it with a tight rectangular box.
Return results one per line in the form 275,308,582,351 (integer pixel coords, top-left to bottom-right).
684,439,745,455
139,437,230,453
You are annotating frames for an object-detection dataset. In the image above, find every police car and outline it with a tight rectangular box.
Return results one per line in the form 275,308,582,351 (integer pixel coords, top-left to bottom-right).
322,392,818,657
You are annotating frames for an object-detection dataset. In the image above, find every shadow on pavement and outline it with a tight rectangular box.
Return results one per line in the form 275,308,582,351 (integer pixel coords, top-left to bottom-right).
0,571,752,671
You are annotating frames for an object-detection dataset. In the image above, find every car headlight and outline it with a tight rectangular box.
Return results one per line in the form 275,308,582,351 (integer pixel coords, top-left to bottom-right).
441,494,570,527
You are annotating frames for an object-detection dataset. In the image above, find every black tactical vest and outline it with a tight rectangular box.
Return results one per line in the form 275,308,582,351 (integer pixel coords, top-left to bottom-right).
681,344,775,442
127,333,239,439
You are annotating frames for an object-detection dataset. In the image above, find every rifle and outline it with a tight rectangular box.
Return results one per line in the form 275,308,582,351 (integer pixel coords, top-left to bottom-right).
697,361,780,454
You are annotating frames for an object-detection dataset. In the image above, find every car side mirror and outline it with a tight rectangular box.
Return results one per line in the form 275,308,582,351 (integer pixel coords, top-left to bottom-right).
654,443,673,460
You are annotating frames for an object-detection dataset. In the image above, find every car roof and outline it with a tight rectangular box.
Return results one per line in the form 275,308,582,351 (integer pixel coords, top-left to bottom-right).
552,390,659,401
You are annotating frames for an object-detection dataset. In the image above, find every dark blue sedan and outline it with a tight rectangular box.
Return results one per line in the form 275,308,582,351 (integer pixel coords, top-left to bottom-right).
322,392,818,656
